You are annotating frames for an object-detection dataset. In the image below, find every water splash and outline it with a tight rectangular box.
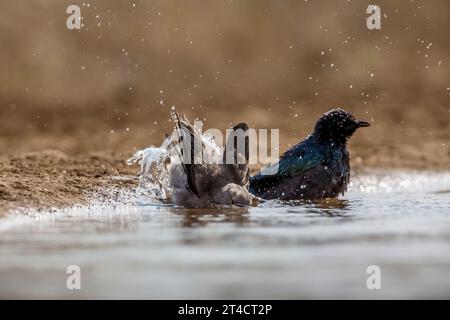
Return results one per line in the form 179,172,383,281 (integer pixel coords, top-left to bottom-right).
128,147,171,201
127,112,225,205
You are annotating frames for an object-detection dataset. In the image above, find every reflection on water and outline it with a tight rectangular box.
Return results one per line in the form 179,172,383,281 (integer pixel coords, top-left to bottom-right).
167,206,251,228
0,170,449,299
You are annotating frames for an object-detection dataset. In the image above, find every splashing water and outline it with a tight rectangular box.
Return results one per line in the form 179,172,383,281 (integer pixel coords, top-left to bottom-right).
127,117,225,204
128,147,171,201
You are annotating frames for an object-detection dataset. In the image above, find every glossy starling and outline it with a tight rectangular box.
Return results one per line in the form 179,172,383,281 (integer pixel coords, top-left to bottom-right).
249,108,370,200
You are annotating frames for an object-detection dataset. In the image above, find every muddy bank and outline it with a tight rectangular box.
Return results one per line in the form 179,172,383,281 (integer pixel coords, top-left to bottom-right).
0,151,137,216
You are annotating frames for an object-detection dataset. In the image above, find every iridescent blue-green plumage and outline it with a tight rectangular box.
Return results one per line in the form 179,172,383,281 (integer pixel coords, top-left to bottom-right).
249,108,370,200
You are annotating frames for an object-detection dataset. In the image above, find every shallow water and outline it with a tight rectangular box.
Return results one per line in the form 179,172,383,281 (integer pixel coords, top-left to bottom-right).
0,170,449,299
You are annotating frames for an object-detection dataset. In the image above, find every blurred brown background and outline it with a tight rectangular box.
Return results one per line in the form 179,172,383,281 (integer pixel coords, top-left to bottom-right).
0,0,449,168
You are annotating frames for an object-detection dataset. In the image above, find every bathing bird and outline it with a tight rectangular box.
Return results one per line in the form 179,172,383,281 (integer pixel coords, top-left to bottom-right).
249,108,370,200
169,112,254,207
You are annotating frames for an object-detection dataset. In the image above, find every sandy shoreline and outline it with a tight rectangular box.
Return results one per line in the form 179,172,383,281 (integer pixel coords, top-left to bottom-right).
0,151,137,216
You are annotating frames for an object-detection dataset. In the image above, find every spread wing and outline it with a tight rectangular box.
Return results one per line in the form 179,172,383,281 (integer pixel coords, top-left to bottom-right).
223,122,250,187
171,111,249,197
171,110,206,197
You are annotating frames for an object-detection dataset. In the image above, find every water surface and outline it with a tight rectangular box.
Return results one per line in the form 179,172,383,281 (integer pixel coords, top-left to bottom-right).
0,170,449,299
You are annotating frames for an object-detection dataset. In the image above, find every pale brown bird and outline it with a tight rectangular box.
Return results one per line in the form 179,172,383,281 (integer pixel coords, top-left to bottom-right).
168,111,254,207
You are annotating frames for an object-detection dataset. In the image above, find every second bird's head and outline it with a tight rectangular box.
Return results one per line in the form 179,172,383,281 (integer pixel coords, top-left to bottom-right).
313,108,371,144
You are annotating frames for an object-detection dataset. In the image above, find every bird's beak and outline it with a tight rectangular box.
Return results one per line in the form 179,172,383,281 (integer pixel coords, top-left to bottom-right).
357,120,371,128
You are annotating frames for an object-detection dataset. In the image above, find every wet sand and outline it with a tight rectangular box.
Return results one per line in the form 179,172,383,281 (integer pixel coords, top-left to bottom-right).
0,151,137,215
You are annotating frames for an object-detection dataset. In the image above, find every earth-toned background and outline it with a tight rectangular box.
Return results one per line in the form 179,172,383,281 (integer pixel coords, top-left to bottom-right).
0,0,449,213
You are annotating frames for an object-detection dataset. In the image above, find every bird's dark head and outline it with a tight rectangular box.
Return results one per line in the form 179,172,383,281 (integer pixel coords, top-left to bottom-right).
313,108,371,144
